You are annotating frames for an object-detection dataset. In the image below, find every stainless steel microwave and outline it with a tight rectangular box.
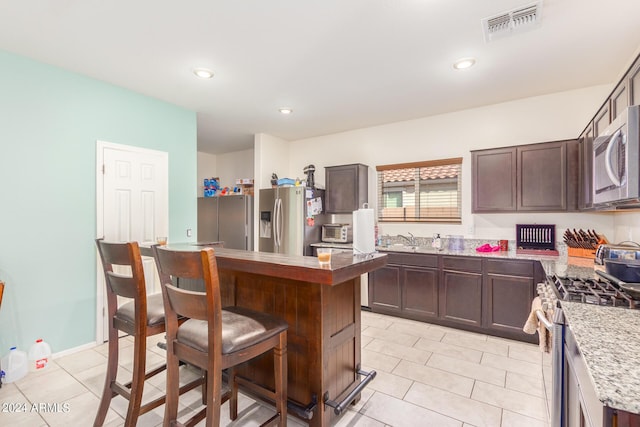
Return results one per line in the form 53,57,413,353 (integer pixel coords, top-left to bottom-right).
321,224,352,243
593,105,640,206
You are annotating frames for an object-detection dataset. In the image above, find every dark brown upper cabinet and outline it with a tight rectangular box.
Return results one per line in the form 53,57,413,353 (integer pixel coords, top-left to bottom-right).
578,124,594,211
325,163,368,214
472,139,578,213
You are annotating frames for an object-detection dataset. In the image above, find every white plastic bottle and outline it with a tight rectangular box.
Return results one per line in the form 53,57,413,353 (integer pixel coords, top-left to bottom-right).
1,347,28,383
28,339,52,372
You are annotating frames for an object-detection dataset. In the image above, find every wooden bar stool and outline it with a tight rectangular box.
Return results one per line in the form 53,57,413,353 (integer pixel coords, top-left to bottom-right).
94,239,202,427
153,245,288,427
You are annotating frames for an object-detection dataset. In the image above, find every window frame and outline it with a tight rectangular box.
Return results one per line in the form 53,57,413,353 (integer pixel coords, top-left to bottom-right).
376,157,462,224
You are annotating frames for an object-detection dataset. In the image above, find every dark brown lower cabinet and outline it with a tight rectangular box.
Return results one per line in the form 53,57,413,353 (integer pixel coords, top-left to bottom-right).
369,252,542,343
369,264,402,314
483,259,536,341
369,253,438,320
440,256,483,327
403,266,438,319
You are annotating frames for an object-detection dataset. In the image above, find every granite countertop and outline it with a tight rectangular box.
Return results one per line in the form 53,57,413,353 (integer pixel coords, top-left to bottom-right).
561,301,640,414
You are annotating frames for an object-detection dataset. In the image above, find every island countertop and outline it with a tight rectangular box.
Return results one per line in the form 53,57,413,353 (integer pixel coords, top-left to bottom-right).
143,243,387,285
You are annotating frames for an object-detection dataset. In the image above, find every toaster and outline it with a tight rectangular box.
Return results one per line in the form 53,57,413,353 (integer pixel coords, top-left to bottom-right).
322,224,353,243
594,243,640,265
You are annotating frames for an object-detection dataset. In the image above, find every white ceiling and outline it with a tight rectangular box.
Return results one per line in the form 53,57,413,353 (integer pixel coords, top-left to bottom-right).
1,0,639,154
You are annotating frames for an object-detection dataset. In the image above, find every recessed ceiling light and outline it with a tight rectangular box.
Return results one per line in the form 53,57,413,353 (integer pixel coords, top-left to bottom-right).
193,68,214,79
279,108,293,115
453,57,476,70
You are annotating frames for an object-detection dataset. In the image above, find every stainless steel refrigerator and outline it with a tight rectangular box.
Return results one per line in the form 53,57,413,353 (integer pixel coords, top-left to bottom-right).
258,187,326,256
197,195,253,250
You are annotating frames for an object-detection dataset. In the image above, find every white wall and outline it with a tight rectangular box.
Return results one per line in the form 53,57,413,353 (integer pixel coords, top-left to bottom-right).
280,84,631,242
254,133,290,189
215,148,254,189
197,151,217,196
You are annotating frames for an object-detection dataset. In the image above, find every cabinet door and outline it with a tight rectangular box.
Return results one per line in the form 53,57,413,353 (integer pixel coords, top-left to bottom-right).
483,273,534,338
403,266,438,319
630,60,640,106
611,80,628,121
594,102,611,137
518,140,567,211
369,265,402,314
472,148,517,212
578,125,594,210
325,164,368,213
439,270,482,327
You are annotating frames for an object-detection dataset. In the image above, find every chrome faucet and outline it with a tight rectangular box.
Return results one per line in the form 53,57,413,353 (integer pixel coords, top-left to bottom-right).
397,232,416,246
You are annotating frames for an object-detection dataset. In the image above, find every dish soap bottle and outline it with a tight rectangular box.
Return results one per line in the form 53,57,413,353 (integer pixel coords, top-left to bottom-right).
432,234,442,250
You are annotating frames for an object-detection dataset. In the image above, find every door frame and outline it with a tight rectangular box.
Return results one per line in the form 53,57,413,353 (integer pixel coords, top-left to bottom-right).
95,140,169,344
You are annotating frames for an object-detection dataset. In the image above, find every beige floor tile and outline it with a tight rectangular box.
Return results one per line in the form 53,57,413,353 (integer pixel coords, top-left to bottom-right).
508,345,543,364
442,333,509,356
333,408,386,427
38,391,120,427
55,348,108,375
404,382,502,427
505,371,545,398
361,334,374,348
365,370,413,399
386,321,446,342
16,367,87,404
361,390,462,427
365,338,432,365
481,353,543,379
393,359,474,397
347,385,375,412
414,337,483,363
502,409,550,427
472,381,547,421
71,362,133,397
361,326,419,347
0,386,48,427
116,345,166,374
94,336,134,356
427,353,506,386
361,313,394,330
431,325,489,341
362,348,401,373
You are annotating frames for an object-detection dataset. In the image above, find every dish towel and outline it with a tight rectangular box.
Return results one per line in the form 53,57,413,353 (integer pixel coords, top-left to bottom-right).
475,244,500,252
523,296,552,353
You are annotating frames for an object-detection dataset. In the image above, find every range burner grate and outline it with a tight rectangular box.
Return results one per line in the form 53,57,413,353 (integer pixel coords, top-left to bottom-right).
552,275,640,309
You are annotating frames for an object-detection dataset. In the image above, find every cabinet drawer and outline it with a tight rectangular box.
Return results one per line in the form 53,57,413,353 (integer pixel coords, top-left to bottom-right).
485,259,533,277
442,256,482,273
386,252,438,268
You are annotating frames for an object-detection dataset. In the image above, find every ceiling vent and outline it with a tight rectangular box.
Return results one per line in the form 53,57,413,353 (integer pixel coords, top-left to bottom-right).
482,1,543,42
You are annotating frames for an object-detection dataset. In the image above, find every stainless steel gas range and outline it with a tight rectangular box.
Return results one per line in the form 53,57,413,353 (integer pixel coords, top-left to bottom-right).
538,274,640,427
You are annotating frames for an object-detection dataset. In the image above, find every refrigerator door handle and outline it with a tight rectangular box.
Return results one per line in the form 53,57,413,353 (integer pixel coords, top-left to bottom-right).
274,198,282,249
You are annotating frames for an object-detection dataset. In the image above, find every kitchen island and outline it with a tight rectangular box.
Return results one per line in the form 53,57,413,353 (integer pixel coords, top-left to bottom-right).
145,244,387,427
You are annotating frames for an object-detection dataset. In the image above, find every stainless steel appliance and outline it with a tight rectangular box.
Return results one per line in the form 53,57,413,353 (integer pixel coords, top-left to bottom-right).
594,242,640,265
197,195,253,250
539,275,640,426
321,223,352,243
593,105,640,206
258,187,326,256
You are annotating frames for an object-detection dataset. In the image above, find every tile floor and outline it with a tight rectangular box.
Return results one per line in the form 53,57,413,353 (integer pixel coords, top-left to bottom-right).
0,311,550,426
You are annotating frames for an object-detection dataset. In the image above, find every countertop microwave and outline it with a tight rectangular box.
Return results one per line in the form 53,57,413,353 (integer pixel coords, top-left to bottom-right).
322,224,353,243
593,105,640,206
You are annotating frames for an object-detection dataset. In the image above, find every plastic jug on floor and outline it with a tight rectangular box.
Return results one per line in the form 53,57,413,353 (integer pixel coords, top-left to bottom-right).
28,339,52,372
1,347,28,383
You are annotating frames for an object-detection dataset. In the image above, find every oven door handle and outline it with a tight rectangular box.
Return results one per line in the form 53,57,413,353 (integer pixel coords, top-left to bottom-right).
535,309,553,331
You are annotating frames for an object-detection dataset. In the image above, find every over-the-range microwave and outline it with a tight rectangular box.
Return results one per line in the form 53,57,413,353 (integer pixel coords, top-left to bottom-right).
593,105,640,206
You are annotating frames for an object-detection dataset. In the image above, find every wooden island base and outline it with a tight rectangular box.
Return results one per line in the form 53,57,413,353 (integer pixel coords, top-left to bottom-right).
149,245,387,427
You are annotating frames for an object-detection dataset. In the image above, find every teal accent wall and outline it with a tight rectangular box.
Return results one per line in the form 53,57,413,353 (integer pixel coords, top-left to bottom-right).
0,50,197,354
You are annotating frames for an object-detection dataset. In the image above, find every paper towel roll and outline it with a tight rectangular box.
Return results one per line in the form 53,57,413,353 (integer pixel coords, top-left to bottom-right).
353,205,376,254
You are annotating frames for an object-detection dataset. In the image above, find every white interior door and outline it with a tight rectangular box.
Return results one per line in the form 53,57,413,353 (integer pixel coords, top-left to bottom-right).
96,141,168,343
